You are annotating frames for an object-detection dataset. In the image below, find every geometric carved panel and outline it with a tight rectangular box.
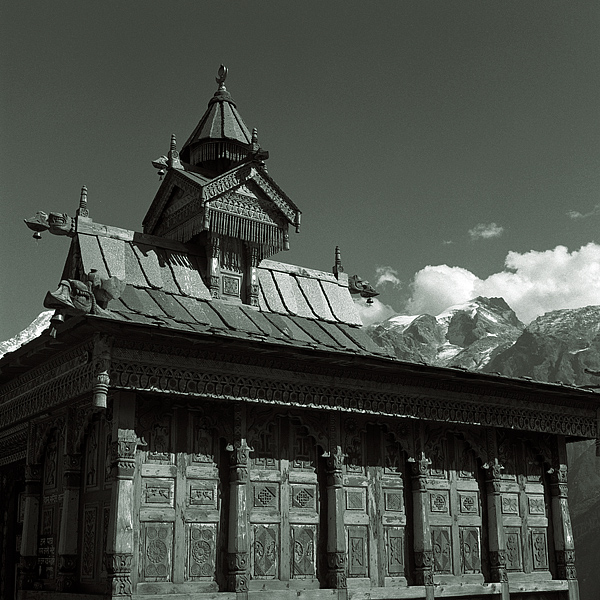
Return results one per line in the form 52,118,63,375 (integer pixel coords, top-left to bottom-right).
386,527,404,576
384,490,404,513
432,527,452,573
142,523,173,581
347,525,369,578
253,524,278,579
430,491,449,513
531,529,549,570
291,485,316,510
505,528,523,571
253,484,278,509
291,525,315,578
459,527,481,574
187,524,216,579
346,488,366,511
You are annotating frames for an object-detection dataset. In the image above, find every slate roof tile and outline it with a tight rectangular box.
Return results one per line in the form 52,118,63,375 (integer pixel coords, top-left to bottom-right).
258,269,287,314
262,313,315,345
123,243,150,287
316,321,363,353
209,303,263,335
132,243,164,289
297,277,335,321
119,286,158,315
320,280,362,326
337,324,390,356
154,248,182,294
98,236,126,280
147,290,196,323
174,297,222,328
239,307,287,340
162,250,210,299
289,316,339,348
79,235,109,279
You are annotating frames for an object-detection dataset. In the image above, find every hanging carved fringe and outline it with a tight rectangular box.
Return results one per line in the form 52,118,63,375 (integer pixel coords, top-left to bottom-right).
191,141,248,166
161,214,207,243
209,210,284,251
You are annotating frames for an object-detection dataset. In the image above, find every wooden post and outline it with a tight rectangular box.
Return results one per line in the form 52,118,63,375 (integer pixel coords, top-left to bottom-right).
325,413,347,598
550,435,579,600
106,391,138,600
227,403,250,597
485,429,509,600
56,453,82,591
410,451,434,600
19,461,41,590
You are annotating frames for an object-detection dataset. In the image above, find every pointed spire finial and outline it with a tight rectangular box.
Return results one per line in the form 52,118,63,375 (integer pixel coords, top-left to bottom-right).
333,246,344,278
77,185,89,218
167,133,182,170
216,64,228,91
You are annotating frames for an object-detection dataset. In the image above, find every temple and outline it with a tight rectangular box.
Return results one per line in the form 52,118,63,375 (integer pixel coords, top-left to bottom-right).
1,66,598,600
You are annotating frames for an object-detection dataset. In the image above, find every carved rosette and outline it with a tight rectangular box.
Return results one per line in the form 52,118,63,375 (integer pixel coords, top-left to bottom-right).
414,550,434,586
326,551,347,589
226,552,249,591
18,556,39,590
556,549,577,580
489,550,509,583
107,552,133,598
57,554,78,591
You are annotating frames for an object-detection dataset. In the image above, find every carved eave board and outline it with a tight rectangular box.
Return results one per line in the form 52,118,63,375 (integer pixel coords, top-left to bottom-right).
142,163,301,254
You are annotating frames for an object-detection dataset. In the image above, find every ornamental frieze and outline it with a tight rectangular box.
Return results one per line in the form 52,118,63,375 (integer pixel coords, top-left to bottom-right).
203,166,252,201
109,357,597,439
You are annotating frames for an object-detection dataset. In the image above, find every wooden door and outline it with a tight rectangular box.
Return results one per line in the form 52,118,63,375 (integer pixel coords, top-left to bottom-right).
246,409,322,590
426,434,485,584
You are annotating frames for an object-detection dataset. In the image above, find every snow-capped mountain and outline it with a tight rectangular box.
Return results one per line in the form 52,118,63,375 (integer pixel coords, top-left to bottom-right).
367,298,600,597
368,296,524,369
0,310,53,359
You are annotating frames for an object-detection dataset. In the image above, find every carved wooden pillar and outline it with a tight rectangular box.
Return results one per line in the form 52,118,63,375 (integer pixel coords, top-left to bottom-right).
56,453,82,591
410,451,433,600
208,235,221,299
19,461,42,590
485,429,509,600
106,391,138,600
227,403,250,596
550,435,579,600
246,244,260,307
325,414,346,596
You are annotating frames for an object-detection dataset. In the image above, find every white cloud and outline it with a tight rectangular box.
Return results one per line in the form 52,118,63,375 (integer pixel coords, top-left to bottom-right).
468,222,504,240
375,265,401,289
354,297,396,326
567,205,600,220
404,243,600,324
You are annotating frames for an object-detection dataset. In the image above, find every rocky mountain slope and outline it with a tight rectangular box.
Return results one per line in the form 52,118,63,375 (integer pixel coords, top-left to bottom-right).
367,298,600,599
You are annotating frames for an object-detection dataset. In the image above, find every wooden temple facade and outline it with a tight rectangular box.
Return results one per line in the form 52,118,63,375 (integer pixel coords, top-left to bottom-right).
1,67,598,600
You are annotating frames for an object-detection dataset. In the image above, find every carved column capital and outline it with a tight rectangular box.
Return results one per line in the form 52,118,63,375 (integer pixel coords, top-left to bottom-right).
326,551,347,589
325,446,345,488
489,550,508,583
556,549,577,580
227,552,249,591
107,552,133,598
56,554,78,591
110,430,143,479
414,550,434,585
227,440,250,482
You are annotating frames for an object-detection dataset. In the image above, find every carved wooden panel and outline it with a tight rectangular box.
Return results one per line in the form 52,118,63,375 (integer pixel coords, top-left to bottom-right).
142,478,174,507
291,525,316,578
386,528,404,576
253,483,279,509
459,527,481,574
290,485,316,510
252,524,278,579
505,528,523,571
347,525,369,578
187,523,217,580
81,505,97,579
432,527,452,573
345,488,366,511
531,529,549,571
141,523,173,581
188,480,218,509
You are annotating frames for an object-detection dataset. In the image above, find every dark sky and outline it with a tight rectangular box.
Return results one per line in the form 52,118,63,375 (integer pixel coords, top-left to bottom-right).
2,2,600,339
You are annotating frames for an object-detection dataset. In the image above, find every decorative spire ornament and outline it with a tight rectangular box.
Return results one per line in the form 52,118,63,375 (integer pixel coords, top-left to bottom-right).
77,185,89,218
216,64,228,90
